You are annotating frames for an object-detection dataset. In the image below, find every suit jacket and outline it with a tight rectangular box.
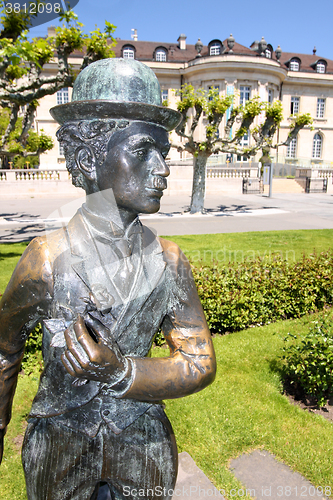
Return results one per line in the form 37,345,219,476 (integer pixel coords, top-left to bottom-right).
0,210,216,437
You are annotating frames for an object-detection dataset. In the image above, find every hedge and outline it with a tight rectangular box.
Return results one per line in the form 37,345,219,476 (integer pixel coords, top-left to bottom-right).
23,250,333,363
192,250,333,334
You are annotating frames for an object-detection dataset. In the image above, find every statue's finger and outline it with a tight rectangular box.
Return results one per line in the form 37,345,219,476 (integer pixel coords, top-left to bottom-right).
64,350,85,373
61,352,76,376
85,314,111,344
65,328,90,365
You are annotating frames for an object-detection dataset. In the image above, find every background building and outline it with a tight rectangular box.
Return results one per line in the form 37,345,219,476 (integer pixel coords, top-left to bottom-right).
36,29,333,170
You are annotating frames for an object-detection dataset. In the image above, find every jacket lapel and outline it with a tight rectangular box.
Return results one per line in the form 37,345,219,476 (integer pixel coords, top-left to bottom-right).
66,212,166,341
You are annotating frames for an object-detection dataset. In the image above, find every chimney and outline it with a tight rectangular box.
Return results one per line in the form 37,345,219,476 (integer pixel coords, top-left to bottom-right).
47,26,56,37
178,34,187,50
313,46,317,55
131,29,138,41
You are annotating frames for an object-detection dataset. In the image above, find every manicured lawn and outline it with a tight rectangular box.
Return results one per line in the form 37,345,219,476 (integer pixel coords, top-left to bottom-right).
0,242,28,295
155,315,333,498
1,231,333,499
163,229,333,265
1,314,333,500
1,229,333,295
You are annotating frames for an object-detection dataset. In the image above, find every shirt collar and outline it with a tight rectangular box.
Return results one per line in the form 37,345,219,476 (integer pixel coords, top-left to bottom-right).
81,204,142,240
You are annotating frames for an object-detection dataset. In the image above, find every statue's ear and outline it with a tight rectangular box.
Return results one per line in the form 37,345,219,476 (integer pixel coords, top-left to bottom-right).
75,146,96,181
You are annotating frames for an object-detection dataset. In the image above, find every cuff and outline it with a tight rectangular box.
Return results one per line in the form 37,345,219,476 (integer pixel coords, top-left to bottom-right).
108,356,135,398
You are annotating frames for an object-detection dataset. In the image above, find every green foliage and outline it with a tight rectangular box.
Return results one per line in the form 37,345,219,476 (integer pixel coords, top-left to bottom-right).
0,107,53,158
13,154,39,168
21,323,43,375
154,329,166,346
265,100,284,125
280,311,333,407
289,113,313,131
242,95,263,120
26,129,54,153
176,84,207,114
207,89,233,118
192,250,333,334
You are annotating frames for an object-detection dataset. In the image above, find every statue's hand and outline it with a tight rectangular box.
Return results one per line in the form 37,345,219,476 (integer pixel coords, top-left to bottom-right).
61,315,129,385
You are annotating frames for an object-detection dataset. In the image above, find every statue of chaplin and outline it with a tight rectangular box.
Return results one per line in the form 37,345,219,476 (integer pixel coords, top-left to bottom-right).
0,58,216,500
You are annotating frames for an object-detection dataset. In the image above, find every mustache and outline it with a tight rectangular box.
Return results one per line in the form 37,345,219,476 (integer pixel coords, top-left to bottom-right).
152,176,167,190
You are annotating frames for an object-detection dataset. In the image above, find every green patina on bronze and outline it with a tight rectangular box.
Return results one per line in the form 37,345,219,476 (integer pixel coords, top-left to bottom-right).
50,58,181,130
72,58,162,106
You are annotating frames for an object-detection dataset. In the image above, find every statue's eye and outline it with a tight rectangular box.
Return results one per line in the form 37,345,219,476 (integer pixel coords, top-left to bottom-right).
133,148,148,161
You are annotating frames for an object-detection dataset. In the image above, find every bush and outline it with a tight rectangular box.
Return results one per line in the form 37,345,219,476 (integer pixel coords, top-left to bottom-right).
21,323,43,374
192,250,333,334
279,311,333,407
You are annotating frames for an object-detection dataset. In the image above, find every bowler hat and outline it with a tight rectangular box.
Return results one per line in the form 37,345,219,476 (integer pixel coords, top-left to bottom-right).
50,58,181,131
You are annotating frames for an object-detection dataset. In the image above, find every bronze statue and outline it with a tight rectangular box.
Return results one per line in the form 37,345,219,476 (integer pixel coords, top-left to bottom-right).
0,58,216,500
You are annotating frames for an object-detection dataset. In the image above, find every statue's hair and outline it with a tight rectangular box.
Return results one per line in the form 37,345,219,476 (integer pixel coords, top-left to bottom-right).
56,119,130,189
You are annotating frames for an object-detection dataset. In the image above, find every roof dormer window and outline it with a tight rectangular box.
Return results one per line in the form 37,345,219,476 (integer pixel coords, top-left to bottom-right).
209,40,223,56
123,46,135,59
289,58,300,71
316,61,326,73
155,48,167,62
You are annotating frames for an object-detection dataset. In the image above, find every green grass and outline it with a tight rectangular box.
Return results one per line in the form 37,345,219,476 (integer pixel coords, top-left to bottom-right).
1,231,333,498
1,314,333,500
162,229,333,266
0,243,28,295
1,230,333,294
155,314,333,499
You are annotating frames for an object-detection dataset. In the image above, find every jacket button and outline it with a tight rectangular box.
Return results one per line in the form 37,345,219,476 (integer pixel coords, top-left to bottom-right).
103,410,110,416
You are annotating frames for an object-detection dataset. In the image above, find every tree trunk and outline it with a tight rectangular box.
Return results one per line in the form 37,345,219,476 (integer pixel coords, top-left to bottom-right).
190,153,209,214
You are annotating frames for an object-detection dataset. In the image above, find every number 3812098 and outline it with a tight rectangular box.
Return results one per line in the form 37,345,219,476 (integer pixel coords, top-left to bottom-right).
5,2,61,14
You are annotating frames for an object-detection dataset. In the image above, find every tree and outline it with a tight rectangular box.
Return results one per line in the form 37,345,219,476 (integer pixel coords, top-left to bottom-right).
172,84,312,214
0,106,53,167
0,2,116,164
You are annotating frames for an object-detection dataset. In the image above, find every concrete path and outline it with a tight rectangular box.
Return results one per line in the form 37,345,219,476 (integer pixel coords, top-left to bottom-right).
229,449,328,500
0,192,333,242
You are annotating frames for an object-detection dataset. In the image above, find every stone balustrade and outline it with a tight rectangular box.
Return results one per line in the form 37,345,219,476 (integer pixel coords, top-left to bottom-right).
0,165,332,197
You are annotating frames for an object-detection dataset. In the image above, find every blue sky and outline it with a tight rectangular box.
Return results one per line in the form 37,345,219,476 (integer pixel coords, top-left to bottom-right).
28,0,333,60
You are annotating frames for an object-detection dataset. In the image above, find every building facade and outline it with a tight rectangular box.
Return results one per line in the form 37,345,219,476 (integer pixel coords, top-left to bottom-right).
35,30,333,169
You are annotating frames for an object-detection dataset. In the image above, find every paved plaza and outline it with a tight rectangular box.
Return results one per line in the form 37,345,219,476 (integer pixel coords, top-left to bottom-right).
0,191,332,242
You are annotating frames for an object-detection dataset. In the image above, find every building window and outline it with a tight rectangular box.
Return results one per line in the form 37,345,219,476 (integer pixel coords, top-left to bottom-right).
237,131,249,161
155,49,167,62
312,133,322,159
286,137,297,158
290,96,300,115
57,87,69,105
161,89,168,104
265,48,272,59
123,46,135,59
210,42,221,56
240,86,250,106
316,98,325,118
208,85,220,101
289,59,300,71
268,89,273,104
316,61,326,73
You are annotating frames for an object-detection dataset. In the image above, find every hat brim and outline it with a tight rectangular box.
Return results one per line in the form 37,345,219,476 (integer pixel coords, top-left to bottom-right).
49,100,182,132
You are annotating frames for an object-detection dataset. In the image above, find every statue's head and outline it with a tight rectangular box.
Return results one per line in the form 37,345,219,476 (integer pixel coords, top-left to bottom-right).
50,58,181,214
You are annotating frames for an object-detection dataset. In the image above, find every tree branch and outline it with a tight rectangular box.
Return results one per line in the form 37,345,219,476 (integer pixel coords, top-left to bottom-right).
1,103,19,147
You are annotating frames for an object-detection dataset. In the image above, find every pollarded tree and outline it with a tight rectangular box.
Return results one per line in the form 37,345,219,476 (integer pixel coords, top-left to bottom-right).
0,107,54,168
0,2,116,163
172,84,312,214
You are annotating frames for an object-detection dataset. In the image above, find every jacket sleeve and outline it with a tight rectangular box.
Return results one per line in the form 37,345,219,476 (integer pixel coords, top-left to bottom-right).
124,240,216,401
0,237,53,432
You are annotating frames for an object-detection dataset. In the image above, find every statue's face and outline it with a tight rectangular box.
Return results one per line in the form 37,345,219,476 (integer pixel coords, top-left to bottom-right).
96,122,170,215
